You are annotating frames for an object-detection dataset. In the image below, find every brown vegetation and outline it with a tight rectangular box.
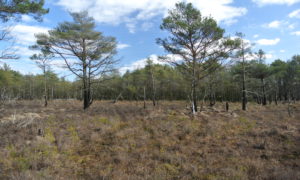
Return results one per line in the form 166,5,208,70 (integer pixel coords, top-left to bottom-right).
0,100,299,179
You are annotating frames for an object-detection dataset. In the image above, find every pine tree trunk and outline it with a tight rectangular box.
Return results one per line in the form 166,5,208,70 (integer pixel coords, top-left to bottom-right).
226,102,229,112
51,86,54,100
275,92,278,105
191,61,197,114
83,67,90,110
144,86,146,109
191,81,197,114
151,68,156,106
261,78,267,105
242,57,247,111
44,67,48,107
82,38,92,110
83,79,89,110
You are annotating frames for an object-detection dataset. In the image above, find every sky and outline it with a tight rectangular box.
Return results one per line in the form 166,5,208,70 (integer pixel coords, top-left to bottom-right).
1,0,300,79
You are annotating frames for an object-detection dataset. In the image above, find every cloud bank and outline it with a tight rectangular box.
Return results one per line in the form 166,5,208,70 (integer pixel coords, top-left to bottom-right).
56,0,247,32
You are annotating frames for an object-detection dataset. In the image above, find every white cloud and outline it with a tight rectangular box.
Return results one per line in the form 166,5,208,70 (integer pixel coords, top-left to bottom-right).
119,54,181,74
266,20,282,28
189,0,247,23
4,57,75,76
21,15,34,22
14,46,38,57
280,49,286,53
117,43,131,50
8,25,52,69
57,0,247,32
141,22,154,31
256,38,280,45
119,54,162,74
11,24,49,45
291,31,300,35
223,19,238,26
289,9,300,18
265,53,273,59
50,58,73,68
2,58,40,75
126,22,137,34
264,20,295,29
253,34,259,38
288,23,296,29
253,0,300,6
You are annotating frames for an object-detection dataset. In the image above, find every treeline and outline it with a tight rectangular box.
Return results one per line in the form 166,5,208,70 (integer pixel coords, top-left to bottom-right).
1,54,299,104
0,64,75,101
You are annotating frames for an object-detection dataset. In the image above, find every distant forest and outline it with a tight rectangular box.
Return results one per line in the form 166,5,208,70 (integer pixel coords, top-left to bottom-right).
1,54,299,103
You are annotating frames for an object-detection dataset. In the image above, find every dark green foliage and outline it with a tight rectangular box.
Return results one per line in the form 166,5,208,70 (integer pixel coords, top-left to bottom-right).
1,53,300,105
32,11,118,109
0,0,49,22
0,65,74,101
157,2,240,113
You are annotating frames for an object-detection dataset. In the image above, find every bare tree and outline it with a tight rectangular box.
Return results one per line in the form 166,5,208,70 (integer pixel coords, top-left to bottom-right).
0,26,18,60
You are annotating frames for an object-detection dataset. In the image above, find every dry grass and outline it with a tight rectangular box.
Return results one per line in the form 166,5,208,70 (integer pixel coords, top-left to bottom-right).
0,100,299,180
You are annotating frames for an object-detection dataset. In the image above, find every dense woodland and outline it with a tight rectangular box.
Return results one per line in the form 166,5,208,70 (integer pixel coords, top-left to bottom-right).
1,54,300,104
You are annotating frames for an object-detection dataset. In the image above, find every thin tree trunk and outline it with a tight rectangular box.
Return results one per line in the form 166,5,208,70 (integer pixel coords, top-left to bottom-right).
225,102,229,112
144,86,146,109
44,67,48,107
268,95,272,105
151,69,156,106
200,89,207,112
51,86,54,100
29,81,33,100
191,84,197,113
242,50,247,111
261,78,267,105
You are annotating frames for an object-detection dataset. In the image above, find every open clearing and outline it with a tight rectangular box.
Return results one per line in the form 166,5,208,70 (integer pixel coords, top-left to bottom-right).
0,100,299,179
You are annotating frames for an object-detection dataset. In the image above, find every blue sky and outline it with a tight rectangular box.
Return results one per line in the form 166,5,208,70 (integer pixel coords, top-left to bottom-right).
2,0,300,79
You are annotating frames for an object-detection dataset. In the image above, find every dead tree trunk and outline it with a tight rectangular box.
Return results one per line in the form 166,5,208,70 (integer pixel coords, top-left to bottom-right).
113,92,123,104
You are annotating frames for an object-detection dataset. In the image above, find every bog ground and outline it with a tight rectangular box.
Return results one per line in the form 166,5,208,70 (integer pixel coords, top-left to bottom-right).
0,100,299,180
